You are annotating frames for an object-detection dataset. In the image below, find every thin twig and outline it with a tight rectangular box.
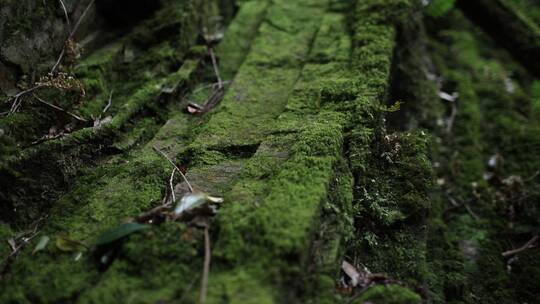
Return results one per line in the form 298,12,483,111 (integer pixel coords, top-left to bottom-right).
346,286,370,304
524,170,540,182
200,226,211,304
3,84,47,115
191,81,230,95
208,47,223,89
135,167,177,223
153,146,194,193
464,203,480,221
51,0,95,74
187,88,224,115
33,94,88,122
1,216,46,277
446,100,458,134
170,167,177,203
179,274,201,303
29,133,64,146
58,0,71,30
103,90,113,114
135,204,171,223
502,235,539,257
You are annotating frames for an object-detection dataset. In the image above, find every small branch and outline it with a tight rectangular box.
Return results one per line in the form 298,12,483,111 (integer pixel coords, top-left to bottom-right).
445,100,458,134
134,167,178,223
199,226,211,304
464,203,480,221
102,90,113,114
58,0,71,30
51,0,95,74
1,216,46,278
502,235,539,257
33,94,88,122
187,88,224,115
208,47,223,89
135,204,171,223
346,286,370,304
524,169,540,182
170,167,177,203
192,81,230,95
153,146,194,193
3,84,47,116
29,133,64,146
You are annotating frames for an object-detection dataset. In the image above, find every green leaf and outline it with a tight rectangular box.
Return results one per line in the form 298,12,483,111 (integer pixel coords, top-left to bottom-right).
56,235,87,252
95,222,149,246
426,0,456,18
32,235,50,254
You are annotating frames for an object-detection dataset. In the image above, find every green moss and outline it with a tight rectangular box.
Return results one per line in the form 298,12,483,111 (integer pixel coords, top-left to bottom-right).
0,223,12,259
206,269,275,304
354,285,421,304
0,1,293,301
193,1,326,149
424,9,540,303
77,223,202,304
216,1,270,80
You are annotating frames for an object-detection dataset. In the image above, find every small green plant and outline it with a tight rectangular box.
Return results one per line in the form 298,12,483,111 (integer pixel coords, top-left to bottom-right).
426,0,456,18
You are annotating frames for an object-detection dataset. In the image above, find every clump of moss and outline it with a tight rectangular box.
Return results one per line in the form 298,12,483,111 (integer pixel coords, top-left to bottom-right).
353,285,422,304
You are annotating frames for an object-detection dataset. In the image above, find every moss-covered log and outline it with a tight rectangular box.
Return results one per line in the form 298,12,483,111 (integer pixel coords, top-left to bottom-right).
1,0,540,303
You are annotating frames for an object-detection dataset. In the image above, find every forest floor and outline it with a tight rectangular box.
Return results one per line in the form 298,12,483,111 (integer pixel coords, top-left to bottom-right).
0,0,539,303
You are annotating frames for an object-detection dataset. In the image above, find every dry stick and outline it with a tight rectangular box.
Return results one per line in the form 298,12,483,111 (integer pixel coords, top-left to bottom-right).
179,274,201,303
58,0,71,30
208,47,223,89
502,235,539,257
1,216,46,277
102,90,114,114
446,100,458,134
346,286,370,304
191,81,230,95
200,226,211,304
33,94,88,122
464,203,480,221
51,0,95,74
187,50,225,114
135,167,177,223
153,146,194,193
169,167,177,203
4,84,47,115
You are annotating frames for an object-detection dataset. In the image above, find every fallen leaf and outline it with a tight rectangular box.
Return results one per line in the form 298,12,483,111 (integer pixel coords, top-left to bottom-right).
438,91,459,102
7,238,17,252
33,235,50,254
187,103,205,114
95,222,149,246
56,235,87,252
93,115,113,127
74,251,83,261
174,192,223,217
342,261,361,287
